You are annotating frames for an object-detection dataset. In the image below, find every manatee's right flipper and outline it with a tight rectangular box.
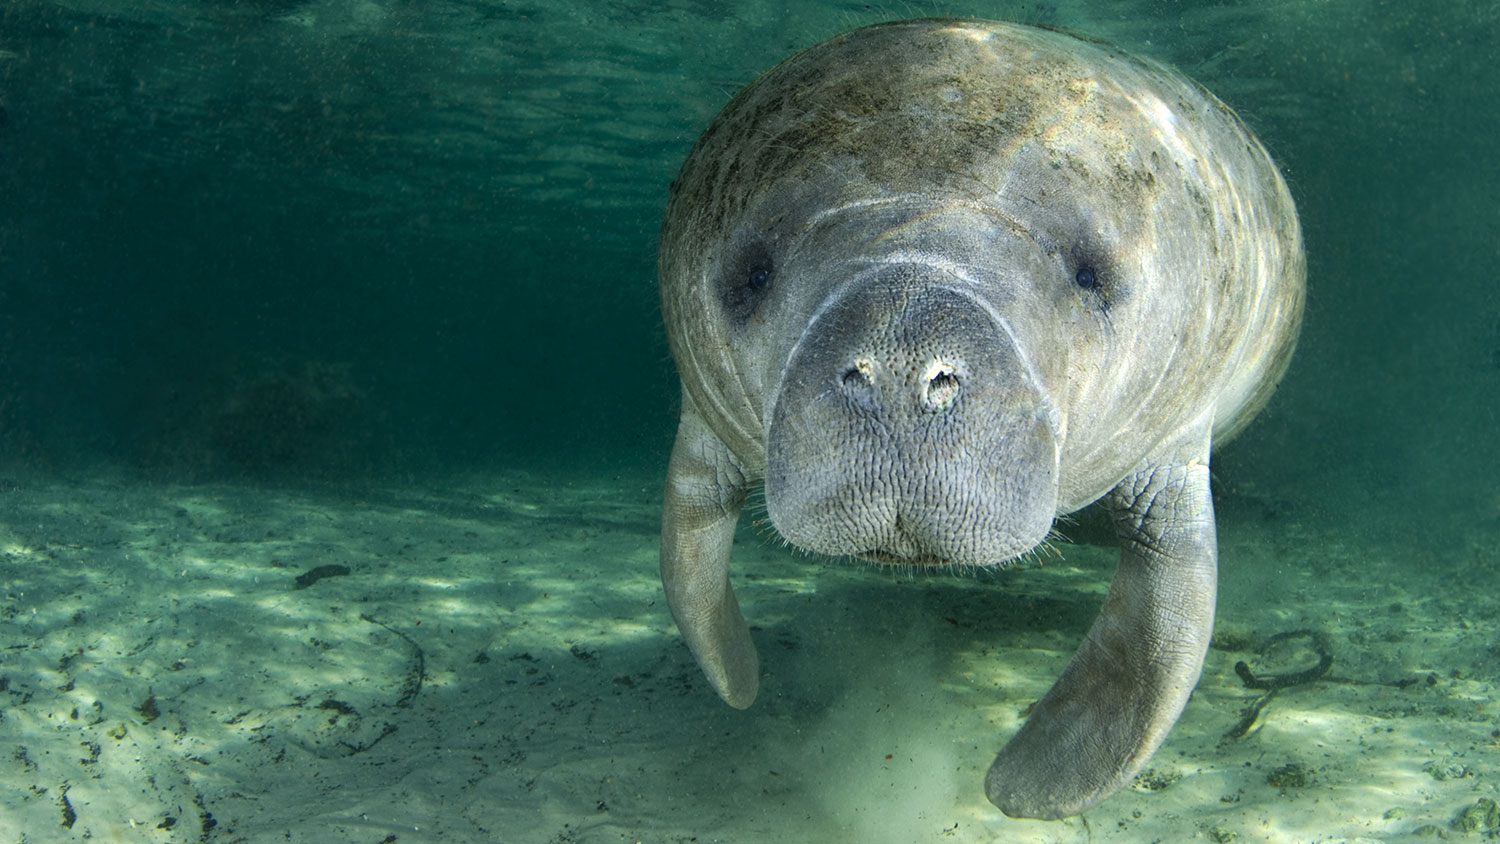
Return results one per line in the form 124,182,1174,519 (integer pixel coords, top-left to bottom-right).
660,400,759,709
986,430,1218,819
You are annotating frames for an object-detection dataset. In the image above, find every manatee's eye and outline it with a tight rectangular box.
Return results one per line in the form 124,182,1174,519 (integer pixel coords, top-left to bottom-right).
720,236,775,326
1067,240,1122,312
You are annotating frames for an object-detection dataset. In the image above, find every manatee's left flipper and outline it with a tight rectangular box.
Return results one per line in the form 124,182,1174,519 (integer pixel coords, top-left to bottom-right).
660,398,759,709
986,428,1217,819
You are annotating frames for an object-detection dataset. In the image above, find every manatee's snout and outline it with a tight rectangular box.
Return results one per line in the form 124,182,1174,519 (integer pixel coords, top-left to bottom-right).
765,269,1059,566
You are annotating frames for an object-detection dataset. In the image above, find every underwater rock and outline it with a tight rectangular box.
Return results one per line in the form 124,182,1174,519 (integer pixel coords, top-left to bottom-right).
1266,762,1312,789
1453,798,1500,834
205,361,362,473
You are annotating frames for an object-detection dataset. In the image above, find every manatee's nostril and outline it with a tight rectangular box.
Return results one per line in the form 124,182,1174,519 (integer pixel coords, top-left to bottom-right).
921,361,960,412
841,358,875,390
839,357,879,410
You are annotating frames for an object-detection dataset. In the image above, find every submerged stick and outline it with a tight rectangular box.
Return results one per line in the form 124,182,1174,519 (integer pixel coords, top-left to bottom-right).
1224,629,1334,739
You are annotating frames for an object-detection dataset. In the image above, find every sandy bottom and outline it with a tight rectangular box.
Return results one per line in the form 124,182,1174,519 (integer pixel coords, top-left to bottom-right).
0,467,1495,843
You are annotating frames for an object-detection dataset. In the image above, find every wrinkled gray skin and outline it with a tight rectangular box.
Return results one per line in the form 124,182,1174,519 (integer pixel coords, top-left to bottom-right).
658,18,1304,820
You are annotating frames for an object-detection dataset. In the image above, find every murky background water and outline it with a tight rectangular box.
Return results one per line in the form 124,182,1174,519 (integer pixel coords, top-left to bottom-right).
3,1,1495,534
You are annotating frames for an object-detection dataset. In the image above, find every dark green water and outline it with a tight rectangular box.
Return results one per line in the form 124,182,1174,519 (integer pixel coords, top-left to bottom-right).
2,1,1496,535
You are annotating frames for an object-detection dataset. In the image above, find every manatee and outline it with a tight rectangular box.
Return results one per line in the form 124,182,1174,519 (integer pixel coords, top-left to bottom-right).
657,18,1304,819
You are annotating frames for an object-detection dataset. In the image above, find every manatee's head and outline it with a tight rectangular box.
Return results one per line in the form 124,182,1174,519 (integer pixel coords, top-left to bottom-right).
663,182,1078,567
658,20,1167,567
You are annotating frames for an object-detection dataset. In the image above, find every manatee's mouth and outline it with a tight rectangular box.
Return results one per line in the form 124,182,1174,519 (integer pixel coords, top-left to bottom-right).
851,512,1038,567
856,544,1028,568
859,549,946,567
